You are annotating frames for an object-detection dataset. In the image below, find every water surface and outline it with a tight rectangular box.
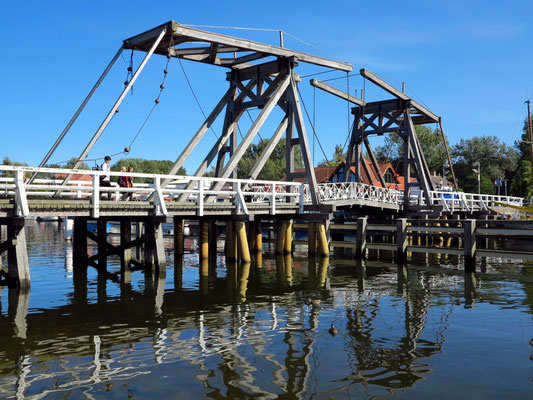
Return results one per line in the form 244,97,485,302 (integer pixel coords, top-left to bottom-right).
0,221,532,399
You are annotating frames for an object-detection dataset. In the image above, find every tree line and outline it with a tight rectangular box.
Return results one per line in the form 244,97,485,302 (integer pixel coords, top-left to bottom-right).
2,117,532,197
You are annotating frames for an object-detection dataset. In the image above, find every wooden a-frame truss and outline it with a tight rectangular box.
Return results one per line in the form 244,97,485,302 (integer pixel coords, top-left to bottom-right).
311,69,456,209
40,20,352,205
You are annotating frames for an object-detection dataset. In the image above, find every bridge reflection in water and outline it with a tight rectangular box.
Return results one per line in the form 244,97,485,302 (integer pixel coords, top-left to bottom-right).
1,224,532,398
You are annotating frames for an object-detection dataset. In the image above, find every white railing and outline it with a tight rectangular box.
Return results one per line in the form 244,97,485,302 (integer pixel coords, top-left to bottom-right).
305,182,402,206
424,191,524,212
0,166,303,218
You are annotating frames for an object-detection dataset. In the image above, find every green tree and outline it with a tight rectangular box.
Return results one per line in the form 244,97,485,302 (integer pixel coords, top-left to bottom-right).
511,115,533,197
111,158,186,183
318,144,346,167
1,157,28,177
237,138,303,181
452,136,518,194
511,160,532,199
374,125,449,173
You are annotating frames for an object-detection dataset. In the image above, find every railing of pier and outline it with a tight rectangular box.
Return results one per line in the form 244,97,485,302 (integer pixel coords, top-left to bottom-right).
0,166,303,218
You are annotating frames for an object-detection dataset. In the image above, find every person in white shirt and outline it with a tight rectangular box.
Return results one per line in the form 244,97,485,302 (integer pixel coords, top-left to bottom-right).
100,156,112,200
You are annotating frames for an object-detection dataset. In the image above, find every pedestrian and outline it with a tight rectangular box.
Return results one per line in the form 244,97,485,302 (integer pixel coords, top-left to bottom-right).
124,166,134,201
118,166,128,200
100,156,112,200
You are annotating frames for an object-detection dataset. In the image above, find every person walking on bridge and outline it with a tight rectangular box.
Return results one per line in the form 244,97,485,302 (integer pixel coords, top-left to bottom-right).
100,156,112,200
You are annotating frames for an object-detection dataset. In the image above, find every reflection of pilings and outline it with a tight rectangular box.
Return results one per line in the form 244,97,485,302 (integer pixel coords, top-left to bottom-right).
355,259,365,293
397,264,408,296
145,273,166,315
283,254,293,285
174,256,183,290
317,256,329,288
8,287,30,339
464,270,477,308
238,263,250,302
199,258,209,295
226,261,238,301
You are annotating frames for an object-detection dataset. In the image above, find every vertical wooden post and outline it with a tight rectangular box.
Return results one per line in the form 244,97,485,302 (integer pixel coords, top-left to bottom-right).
236,221,251,263
6,219,29,288
356,217,367,259
283,220,293,254
136,221,144,262
275,222,287,255
396,218,408,262
145,217,166,276
120,220,132,282
209,220,218,257
308,222,317,255
97,219,107,271
226,221,237,262
464,219,476,270
316,222,330,257
173,217,184,257
247,221,256,255
199,220,209,260
73,217,88,265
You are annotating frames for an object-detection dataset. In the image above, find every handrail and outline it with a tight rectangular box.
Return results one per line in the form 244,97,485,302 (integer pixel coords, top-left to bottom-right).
0,165,303,218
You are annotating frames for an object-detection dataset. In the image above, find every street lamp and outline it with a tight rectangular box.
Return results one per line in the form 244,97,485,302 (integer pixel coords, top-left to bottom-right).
472,162,480,194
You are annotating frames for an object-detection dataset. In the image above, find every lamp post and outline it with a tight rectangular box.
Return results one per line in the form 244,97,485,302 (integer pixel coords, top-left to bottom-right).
473,162,480,194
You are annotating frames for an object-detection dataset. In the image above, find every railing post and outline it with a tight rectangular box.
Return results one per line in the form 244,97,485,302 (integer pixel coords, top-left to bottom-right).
356,217,367,259
464,219,476,269
396,218,408,262
91,175,100,218
197,180,204,217
271,183,276,215
14,170,29,217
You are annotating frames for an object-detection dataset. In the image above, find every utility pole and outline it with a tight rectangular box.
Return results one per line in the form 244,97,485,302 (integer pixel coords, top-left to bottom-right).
526,100,533,192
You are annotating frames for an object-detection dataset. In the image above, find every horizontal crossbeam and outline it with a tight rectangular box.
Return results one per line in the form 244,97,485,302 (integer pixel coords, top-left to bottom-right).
123,21,353,72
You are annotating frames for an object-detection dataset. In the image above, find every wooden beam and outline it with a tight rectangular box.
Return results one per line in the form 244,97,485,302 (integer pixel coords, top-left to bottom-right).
360,69,439,123
160,87,233,189
310,79,366,107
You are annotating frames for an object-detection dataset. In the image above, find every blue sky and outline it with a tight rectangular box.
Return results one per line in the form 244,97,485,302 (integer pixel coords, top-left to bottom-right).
1,1,532,172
